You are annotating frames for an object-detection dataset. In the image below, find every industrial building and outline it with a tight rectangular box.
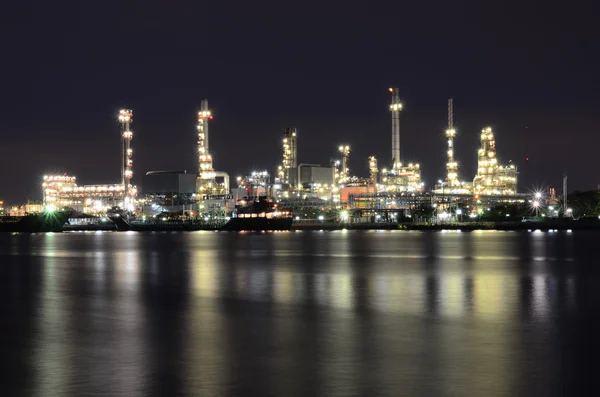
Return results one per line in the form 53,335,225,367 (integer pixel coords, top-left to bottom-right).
143,171,197,195
42,109,138,214
289,164,335,190
431,101,518,198
42,174,131,214
273,127,338,201
472,127,518,195
271,88,427,205
33,89,529,221
333,92,522,215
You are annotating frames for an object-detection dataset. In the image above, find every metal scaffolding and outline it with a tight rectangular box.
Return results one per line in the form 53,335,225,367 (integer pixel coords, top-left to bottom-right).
118,109,134,205
445,99,460,187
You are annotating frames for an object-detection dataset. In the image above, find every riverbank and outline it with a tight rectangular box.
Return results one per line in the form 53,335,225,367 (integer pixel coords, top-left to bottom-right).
58,218,600,232
292,219,600,231
402,219,600,231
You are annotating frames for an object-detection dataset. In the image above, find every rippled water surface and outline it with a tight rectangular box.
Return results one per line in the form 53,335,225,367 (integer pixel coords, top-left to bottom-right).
1,230,599,396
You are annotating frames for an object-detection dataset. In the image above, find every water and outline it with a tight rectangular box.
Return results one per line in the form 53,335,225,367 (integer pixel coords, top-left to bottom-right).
1,230,599,396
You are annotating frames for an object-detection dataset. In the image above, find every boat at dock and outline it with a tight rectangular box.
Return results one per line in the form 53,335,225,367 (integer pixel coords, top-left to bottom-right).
107,208,226,231
0,208,73,233
221,197,293,231
107,197,293,232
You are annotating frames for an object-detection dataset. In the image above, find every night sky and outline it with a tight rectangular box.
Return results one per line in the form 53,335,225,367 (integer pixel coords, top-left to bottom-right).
1,1,598,204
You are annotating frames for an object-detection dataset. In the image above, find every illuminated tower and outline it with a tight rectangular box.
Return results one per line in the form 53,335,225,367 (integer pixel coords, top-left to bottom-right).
197,99,216,193
118,109,134,200
278,127,297,184
472,126,518,195
389,87,403,169
338,145,350,184
369,156,378,184
381,88,422,192
473,127,499,193
445,99,459,187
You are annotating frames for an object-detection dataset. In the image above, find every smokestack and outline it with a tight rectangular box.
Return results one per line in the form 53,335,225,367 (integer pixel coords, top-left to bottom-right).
389,88,402,169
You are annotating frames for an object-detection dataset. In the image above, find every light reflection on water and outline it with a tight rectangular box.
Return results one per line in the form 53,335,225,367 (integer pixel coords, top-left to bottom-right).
0,230,597,396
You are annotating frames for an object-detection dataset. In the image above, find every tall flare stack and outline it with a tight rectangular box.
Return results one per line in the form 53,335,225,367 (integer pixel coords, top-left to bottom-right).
118,109,134,202
389,88,403,169
381,88,422,192
197,99,217,193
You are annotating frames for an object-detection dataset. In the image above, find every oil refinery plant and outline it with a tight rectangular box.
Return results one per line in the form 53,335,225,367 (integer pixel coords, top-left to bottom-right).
40,88,525,221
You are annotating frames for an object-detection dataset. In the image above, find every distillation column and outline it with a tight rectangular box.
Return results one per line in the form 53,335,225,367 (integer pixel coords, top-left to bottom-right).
279,127,297,184
338,145,350,184
369,156,379,192
119,109,134,203
473,127,499,193
445,99,459,187
197,99,217,194
389,88,403,169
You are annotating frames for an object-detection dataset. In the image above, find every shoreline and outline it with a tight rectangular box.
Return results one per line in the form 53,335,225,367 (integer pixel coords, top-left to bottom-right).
56,219,600,232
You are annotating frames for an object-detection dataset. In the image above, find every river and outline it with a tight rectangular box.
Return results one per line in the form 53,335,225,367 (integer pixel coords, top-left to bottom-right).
1,230,598,396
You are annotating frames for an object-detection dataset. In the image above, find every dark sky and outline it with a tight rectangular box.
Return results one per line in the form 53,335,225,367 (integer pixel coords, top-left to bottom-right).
1,0,598,204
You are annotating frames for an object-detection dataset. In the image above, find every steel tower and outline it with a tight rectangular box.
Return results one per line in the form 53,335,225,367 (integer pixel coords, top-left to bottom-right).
118,109,134,201
197,99,217,193
389,88,403,169
445,99,459,187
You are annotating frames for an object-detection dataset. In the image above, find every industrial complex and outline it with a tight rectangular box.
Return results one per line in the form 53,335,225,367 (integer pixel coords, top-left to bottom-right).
33,88,542,223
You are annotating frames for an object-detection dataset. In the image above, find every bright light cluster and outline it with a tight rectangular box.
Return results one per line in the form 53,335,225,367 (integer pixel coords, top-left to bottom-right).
389,87,403,111
473,127,518,195
390,103,403,112
380,163,423,193
369,156,378,183
237,171,270,190
337,145,351,185
198,110,213,120
196,100,223,194
42,174,134,214
119,109,134,199
445,127,460,187
118,109,132,123
278,128,297,184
